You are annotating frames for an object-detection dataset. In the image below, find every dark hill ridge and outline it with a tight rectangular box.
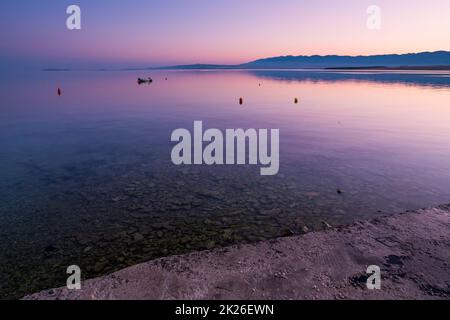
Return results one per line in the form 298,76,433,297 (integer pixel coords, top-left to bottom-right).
159,51,450,70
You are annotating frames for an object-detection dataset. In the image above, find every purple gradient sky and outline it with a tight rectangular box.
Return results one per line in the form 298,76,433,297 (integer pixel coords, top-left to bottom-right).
1,0,449,69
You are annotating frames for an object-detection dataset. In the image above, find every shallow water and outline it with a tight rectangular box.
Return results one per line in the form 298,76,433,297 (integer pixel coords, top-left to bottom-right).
1,69,450,298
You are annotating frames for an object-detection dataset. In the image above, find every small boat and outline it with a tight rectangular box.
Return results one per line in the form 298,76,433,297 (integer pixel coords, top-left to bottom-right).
137,77,153,85
239,97,243,105
294,98,299,104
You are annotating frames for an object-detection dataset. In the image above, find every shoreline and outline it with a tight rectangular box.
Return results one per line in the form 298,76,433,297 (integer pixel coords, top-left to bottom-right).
25,205,450,300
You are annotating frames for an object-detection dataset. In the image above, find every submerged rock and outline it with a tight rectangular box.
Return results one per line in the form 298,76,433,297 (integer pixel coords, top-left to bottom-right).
280,228,294,237
83,246,92,253
44,245,57,252
206,241,216,250
93,262,107,273
321,221,332,229
261,208,281,216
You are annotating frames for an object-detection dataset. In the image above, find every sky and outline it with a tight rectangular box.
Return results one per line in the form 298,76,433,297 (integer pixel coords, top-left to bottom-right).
1,0,449,69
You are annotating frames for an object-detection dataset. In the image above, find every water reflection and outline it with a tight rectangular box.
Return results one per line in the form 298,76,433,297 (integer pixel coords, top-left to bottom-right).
247,69,450,88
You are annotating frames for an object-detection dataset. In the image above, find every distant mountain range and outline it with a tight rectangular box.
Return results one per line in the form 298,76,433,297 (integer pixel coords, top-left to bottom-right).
159,51,450,70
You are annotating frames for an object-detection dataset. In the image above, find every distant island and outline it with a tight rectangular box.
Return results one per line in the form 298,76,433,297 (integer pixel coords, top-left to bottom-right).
157,51,450,70
42,51,450,72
